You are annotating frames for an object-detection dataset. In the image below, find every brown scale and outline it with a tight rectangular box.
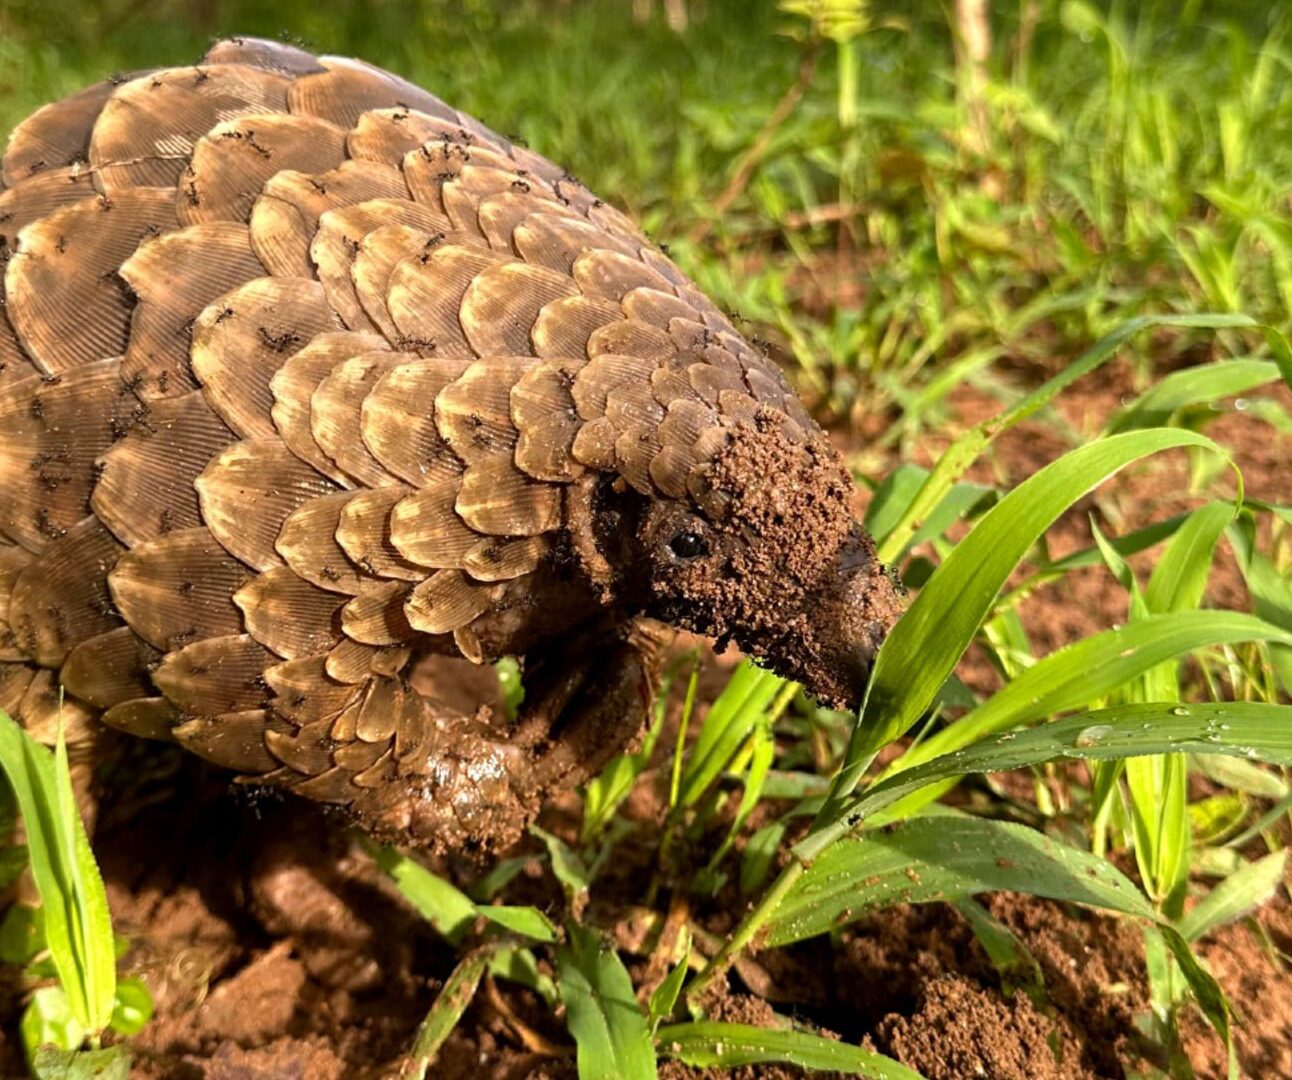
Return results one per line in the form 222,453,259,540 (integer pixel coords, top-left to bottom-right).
311,198,449,332
0,39,901,854
92,391,235,546
180,114,349,225
108,528,251,651
531,295,620,358
347,108,471,165
287,58,458,130
276,490,382,594
311,352,406,486
336,486,431,582
361,359,473,485
340,581,417,646
386,241,508,358
190,276,345,438
0,359,140,552
6,189,179,375
9,517,124,667
269,331,390,484
2,80,122,186
0,543,34,660
402,144,522,212
477,191,582,255
89,66,291,191
249,160,408,277
118,223,268,399
194,439,339,571
0,168,99,239
61,627,160,710
234,566,347,660
459,261,576,356
351,223,445,340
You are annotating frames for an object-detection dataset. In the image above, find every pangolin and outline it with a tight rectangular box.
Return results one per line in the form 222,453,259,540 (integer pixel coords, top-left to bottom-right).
0,38,902,850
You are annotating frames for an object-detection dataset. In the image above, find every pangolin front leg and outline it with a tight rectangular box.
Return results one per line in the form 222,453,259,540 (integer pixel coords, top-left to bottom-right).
344,627,663,853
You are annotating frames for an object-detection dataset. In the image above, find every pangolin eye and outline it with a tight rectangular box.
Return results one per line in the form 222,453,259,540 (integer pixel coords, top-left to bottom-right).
668,531,708,559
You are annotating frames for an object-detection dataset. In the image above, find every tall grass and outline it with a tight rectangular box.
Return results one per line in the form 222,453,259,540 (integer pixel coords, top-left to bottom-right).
2,1,1289,426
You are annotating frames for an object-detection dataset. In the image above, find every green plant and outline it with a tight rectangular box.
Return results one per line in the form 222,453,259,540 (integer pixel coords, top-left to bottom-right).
0,713,153,1076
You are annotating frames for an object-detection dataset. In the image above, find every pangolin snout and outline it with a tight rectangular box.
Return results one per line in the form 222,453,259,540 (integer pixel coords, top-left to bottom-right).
777,526,904,709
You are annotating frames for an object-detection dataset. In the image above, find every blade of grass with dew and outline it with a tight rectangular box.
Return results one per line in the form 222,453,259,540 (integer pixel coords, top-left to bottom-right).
804,702,1292,852
655,1021,925,1078
821,427,1230,822
768,814,1237,1057
1106,358,1283,433
0,711,115,1038
1127,499,1237,913
557,923,656,1080
768,815,1161,946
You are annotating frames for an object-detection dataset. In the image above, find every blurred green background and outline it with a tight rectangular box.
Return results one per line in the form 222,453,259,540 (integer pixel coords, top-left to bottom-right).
2,0,1289,449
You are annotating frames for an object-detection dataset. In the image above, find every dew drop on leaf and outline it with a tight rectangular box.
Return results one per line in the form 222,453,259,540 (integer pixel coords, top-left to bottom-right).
1075,724,1114,748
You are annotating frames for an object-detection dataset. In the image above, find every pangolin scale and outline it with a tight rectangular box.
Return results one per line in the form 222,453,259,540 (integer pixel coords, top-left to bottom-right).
0,38,901,850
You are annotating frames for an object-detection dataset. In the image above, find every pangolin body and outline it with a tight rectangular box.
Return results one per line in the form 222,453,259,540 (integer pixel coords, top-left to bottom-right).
0,39,901,849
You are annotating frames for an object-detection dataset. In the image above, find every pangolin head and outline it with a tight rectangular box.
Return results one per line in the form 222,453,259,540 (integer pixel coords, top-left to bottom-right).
579,408,904,710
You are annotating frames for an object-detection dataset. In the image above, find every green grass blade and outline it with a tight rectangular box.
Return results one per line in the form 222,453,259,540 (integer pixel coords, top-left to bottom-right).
530,824,592,912
474,904,558,943
0,711,117,1036
1106,359,1282,433
1160,926,1235,1073
864,464,929,548
655,1021,925,1078
488,946,559,1008
1134,500,1236,911
822,428,1227,821
887,610,1291,782
770,816,1158,947
952,898,1047,1009
405,945,498,1080
875,314,1259,564
801,702,1292,856
677,661,783,810
1177,850,1288,942
30,1043,131,1079
646,936,690,1034
370,845,476,945
557,923,657,1080
52,722,114,1033
1145,500,1237,614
